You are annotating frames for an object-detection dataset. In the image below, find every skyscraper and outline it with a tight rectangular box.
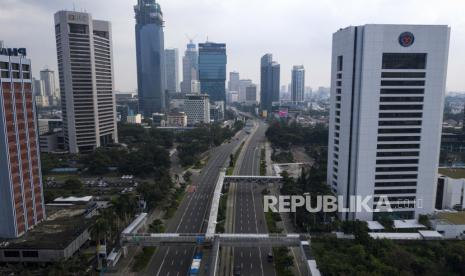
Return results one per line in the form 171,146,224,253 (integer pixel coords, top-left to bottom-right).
228,71,240,92
134,0,166,116
327,24,450,221
165,48,179,94
291,65,305,102
245,84,257,103
40,68,59,105
260,54,280,114
185,94,210,125
0,46,45,238
198,42,227,102
54,11,118,153
238,79,252,102
181,40,198,94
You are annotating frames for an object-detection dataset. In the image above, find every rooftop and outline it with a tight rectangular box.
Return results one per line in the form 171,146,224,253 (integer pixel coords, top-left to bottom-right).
438,168,465,179
0,205,93,250
437,211,465,225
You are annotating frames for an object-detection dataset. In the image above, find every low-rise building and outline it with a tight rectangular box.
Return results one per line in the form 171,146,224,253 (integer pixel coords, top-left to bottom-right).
127,114,142,125
167,112,187,127
436,169,465,210
430,211,465,239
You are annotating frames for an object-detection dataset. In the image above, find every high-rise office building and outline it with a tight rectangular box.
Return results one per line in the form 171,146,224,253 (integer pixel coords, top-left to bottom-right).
181,40,198,94
0,47,45,238
327,24,450,221
165,48,179,94
185,94,210,125
228,71,240,92
260,54,280,114
54,11,118,153
32,78,49,107
40,68,59,105
291,65,305,102
198,42,227,102
135,0,166,116
245,84,257,103
238,79,252,102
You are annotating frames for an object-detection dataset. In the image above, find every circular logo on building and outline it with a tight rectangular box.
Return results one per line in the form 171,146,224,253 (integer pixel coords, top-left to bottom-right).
399,32,414,47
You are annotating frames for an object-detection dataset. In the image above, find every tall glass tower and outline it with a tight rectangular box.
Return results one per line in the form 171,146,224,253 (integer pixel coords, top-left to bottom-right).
134,0,166,116
198,42,227,102
260,54,280,114
291,65,305,102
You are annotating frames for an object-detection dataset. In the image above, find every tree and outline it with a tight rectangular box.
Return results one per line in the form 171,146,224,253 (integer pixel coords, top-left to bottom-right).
149,219,165,233
63,178,83,191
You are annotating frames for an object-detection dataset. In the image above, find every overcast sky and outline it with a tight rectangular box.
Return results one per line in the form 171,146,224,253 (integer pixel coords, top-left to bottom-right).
1,0,465,92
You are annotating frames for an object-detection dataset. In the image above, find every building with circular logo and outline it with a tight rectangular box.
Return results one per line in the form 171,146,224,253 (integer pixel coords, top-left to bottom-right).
399,32,415,47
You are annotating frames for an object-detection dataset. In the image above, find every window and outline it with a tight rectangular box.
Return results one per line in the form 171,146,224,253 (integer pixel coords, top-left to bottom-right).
376,159,418,164
335,118,340,123
22,64,30,71
337,73,342,79
380,105,423,110
377,136,420,142
333,173,338,180
378,128,421,134
336,110,340,116
0,62,8,69
332,181,338,187
335,125,340,130
376,166,418,172
334,146,339,152
380,89,424,94
334,139,339,145
337,55,343,71
381,80,425,86
4,251,20,258
377,144,420,150
381,72,426,78
336,81,342,86
333,167,338,173
382,53,427,69
378,120,422,126
335,132,340,138
375,174,417,180
337,88,341,94
379,112,422,118
336,103,341,109
22,251,39,258
374,196,416,201
374,189,417,194
69,23,88,34
375,181,417,187
380,97,423,102
336,96,341,101
11,63,19,70
1,71,9,78
377,151,419,157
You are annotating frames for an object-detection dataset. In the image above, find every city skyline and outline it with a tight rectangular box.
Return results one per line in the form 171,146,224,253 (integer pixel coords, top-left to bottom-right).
3,0,465,93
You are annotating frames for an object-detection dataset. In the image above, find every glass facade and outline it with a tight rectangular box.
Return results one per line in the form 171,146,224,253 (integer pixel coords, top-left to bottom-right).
198,42,227,102
260,54,280,113
134,0,166,116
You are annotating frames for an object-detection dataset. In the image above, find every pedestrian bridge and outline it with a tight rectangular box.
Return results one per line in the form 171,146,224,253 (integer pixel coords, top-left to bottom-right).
223,175,282,185
121,233,304,247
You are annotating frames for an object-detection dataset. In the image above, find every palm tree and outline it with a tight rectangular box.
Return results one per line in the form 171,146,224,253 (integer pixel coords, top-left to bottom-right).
90,215,109,270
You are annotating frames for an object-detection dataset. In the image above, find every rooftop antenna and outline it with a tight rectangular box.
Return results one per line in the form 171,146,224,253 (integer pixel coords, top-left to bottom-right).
185,34,198,44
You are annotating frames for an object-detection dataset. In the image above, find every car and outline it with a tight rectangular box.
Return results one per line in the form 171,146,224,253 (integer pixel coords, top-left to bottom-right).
233,266,241,276
267,252,273,262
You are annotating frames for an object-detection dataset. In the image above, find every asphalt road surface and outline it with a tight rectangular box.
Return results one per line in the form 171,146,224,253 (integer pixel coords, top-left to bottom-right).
232,121,276,276
145,130,247,276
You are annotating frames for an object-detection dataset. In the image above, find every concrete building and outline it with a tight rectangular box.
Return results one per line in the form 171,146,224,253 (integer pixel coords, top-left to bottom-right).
127,114,142,125
198,42,227,102
245,84,257,103
181,40,198,94
210,101,224,122
40,68,59,106
228,71,240,92
0,47,45,238
165,48,179,94
436,174,465,210
135,0,166,116
185,94,210,125
291,65,305,102
238,79,252,102
227,91,238,104
167,112,187,127
33,78,49,107
260,54,280,114
54,11,118,153
327,25,450,220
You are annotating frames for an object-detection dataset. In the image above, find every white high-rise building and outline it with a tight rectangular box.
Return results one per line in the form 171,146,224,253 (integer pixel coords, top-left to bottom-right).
327,24,450,221
181,40,198,94
291,65,305,102
185,94,210,125
228,71,240,92
54,11,118,153
40,68,59,105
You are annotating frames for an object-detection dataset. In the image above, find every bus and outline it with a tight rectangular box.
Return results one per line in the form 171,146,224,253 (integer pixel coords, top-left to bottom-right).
189,253,203,276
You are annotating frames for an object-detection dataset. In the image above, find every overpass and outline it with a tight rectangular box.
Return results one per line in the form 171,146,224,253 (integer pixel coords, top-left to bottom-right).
223,175,282,185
